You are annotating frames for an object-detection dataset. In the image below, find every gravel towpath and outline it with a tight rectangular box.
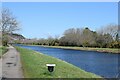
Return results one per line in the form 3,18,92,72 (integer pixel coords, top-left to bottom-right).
0,45,24,79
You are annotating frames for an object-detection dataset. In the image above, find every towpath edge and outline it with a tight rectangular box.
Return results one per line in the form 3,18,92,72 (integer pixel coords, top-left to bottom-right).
1,45,24,78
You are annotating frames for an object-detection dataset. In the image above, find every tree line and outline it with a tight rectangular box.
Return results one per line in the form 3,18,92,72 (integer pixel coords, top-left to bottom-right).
20,24,120,48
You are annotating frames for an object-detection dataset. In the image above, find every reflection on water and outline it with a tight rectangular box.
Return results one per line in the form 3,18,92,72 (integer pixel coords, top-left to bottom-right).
15,44,119,78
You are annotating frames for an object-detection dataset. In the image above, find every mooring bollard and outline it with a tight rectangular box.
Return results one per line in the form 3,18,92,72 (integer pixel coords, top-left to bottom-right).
46,64,56,72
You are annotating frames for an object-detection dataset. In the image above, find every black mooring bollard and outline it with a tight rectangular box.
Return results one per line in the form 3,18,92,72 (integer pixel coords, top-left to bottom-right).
46,64,56,72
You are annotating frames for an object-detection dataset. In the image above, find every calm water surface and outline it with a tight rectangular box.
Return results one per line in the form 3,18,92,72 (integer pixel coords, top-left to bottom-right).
15,44,120,78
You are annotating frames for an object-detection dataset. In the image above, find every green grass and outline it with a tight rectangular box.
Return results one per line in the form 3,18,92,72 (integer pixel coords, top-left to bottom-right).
42,46,119,54
0,46,8,58
15,47,101,78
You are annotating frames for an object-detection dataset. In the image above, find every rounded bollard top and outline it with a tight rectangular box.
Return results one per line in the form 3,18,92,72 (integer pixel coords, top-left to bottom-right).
46,64,56,67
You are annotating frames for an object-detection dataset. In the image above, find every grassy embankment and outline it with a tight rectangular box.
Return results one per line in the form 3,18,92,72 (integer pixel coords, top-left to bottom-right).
42,46,119,54
0,46,8,58
16,47,101,78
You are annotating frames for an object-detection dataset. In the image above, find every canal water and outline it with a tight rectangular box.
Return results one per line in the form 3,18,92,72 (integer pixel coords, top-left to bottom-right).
15,44,120,78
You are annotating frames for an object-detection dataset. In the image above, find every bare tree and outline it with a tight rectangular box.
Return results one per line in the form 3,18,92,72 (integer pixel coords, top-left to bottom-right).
0,8,20,46
1,8,20,34
60,28,84,46
98,24,118,40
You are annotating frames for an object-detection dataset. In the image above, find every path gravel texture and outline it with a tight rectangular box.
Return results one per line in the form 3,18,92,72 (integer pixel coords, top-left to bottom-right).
0,45,24,79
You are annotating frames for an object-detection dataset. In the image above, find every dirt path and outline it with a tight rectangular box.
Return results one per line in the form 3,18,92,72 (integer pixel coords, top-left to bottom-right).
0,45,24,79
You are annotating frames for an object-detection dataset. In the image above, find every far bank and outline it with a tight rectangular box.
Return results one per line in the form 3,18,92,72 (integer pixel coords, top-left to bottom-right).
20,44,119,54
41,45,119,54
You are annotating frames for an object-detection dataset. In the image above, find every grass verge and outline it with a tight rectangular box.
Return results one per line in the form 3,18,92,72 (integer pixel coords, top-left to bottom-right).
0,46,8,58
42,46,119,54
15,46,101,78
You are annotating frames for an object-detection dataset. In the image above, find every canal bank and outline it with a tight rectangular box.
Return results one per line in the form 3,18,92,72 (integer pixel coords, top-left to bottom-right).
15,46,101,78
15,44,119,78
42,46,119,54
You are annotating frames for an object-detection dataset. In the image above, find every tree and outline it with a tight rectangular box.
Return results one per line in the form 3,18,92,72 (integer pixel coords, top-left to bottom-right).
1,8,20,34
2,35,9,46
96,34,113,48
81,28,96,47
115,33,119,42
60,28,80,46
97,24,120,48
0,8,20,46
98,24,118,40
